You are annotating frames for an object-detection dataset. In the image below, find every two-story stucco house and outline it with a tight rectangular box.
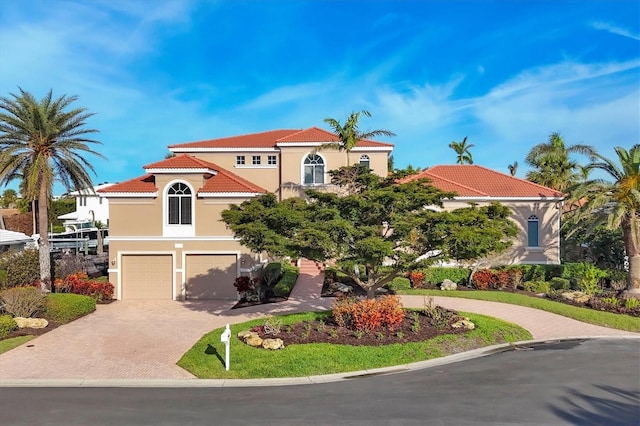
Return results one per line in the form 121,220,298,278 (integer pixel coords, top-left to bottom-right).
57,182,115,226
99,127,393,300
402,165,565,265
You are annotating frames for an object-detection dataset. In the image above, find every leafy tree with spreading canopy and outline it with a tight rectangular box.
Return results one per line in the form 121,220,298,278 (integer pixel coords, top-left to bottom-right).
0,189,18,208
449,136,474,164
321,110,395,165
566,145,640,296
222,166,518,298
0,88,103,290
525,132,595,191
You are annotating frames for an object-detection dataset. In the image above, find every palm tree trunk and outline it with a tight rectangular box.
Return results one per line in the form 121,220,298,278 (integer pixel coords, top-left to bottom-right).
38,184,51,292
622,218,640,297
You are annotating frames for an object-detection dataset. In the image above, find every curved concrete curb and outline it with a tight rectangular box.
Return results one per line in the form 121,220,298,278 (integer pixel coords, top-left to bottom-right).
3,336,638,388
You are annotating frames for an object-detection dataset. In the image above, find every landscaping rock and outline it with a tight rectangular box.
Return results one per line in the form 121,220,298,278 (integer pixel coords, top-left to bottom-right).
262,338,284,350
562,291,590,304
14,317,49,329
336,283,353,293
244,334,264,347
237,330,256,339
451,319,475,330
440,279,457,291
375,287,389,294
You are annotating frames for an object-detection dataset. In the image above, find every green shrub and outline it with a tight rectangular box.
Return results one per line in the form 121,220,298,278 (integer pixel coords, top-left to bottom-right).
624,298,640,309
0,270,7,286
550,277,571,291
0,286,45,317
524,265,546,282
573,262,607,296
424,267,471,286
0,249,40,288
272,269,299,298
606,270,628,291
523,280,551,294
387,277,411,291
262,262,282,289
44,293,96,323
0,314,17,339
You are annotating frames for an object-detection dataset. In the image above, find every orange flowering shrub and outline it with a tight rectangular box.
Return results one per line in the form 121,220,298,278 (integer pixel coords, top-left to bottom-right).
54,272,114,301
408,271,426,288
332,295,405,332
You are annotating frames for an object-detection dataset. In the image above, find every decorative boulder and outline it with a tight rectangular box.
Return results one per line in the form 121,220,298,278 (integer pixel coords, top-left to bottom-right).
244,334,264,347
14,317,48,329
375,287,389,294
336,283,353,293
237,330,256,339
562,291,590,304
451,319,475,330
440,279,457,291
262,338,285,350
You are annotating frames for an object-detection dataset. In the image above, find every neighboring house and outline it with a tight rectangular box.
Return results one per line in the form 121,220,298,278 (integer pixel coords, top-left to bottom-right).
402,165,565,265
0,229,35,253
99,128,393,300
58,183,115,226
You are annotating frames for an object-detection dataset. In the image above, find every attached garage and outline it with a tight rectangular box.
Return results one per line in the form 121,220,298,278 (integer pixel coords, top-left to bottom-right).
185,254,238,300
121,255,173,299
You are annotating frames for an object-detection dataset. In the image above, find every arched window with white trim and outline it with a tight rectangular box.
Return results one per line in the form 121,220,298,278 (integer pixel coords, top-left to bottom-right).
168,182,192,225
303,154,325,185
527,215,539,247
359,154,370,169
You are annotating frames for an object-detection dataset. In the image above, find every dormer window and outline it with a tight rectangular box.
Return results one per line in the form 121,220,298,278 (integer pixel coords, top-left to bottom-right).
303,154,325,185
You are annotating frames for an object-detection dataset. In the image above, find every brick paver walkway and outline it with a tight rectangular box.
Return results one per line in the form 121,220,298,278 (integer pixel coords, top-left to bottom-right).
0,271,637,381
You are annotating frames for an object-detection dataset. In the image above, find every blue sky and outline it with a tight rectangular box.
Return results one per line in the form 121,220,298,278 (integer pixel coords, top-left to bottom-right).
1,0,638,194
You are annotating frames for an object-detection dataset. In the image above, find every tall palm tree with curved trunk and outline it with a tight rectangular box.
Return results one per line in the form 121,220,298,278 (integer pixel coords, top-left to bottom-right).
322,110,395,165
525,132,595,192
449,136,474,164
567,145,640,296
0,88,104,291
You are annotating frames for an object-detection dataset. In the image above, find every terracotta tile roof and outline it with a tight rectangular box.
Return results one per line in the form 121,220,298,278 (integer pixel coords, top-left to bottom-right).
98,174,157,194
168,130,300,149
99,155,267,195
168,127,394,149
276,127,394,148
400,165,564,198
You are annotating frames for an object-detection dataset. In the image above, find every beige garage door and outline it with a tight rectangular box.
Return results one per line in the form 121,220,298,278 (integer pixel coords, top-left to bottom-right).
185,254,237,300
122,255,172,299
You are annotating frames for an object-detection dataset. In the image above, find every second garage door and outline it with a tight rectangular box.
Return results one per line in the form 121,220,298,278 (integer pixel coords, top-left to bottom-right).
185,254,237,300
122,255,173,299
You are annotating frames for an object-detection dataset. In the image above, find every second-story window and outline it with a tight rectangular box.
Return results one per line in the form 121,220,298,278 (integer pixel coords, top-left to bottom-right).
268,155,277,165
304,154,325,185
527,215,539,247
252,155,261,165
236,156,245,165
359,154,370,169
168,183,192,225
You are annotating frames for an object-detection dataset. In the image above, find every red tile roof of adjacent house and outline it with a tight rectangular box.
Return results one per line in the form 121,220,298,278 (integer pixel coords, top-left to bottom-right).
99,155,267,195
400,165,565,198
168,127,394,149
98,174,157,194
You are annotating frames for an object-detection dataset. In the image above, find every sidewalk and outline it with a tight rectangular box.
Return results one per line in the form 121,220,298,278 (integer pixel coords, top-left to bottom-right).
0,270,638,384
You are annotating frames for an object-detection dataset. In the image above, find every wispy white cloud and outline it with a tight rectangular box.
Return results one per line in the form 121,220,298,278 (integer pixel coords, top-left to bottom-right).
590,21,640,41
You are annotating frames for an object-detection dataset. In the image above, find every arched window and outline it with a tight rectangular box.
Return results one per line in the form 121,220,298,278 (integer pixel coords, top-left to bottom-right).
304,154,325,185
359,154,370,169
527,215,539,247
168,182,192,225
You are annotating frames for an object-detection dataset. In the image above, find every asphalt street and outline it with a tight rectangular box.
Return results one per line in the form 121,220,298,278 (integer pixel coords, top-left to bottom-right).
1,338,638,425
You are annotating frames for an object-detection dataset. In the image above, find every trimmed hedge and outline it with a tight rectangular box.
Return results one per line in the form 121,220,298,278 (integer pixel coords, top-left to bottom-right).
272,266,299,298
44,293,96,323
388,277,411,291
424,267,471,285
0,315,17,339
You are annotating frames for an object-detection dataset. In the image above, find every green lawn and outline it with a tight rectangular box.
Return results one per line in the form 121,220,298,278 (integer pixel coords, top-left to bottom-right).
396,289,640,332
0,335,35,355
178,311,531,379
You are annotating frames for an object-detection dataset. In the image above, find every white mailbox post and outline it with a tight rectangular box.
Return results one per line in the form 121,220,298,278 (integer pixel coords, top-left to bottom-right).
220,324,231,371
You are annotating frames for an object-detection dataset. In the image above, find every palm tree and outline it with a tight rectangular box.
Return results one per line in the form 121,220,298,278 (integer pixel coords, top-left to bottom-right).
0,88,104,291
567,145,640,296
508,161,518,176
322,110,395,164
449,136,474,164
525,132,595,191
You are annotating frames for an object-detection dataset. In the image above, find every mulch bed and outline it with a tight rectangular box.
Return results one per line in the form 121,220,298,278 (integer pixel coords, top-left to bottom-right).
250,309,470,346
